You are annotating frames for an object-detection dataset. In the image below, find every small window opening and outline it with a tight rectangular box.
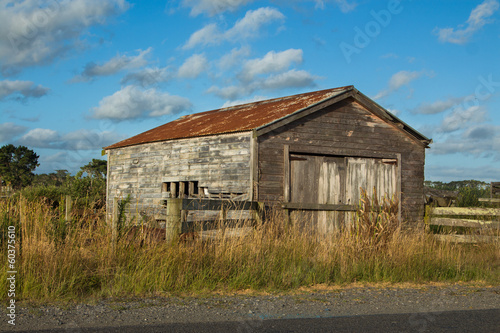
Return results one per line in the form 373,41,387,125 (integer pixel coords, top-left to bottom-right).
162,181,201,198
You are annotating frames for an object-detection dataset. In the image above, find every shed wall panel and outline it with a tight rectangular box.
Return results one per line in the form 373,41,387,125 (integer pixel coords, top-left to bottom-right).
107,132,252,222
257,99,426,222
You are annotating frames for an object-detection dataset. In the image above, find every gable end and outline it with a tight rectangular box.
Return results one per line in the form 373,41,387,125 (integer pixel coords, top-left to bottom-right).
255,87,431,148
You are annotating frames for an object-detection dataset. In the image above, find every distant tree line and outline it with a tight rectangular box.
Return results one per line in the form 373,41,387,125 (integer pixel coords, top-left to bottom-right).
424,180,490,191
424,179,492,207
0,144,107,207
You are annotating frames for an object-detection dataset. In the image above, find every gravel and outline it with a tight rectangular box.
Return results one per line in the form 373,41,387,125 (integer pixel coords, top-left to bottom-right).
1,284,499,332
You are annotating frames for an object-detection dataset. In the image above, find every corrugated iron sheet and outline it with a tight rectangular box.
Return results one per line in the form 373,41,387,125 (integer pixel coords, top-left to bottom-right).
105,86,352,150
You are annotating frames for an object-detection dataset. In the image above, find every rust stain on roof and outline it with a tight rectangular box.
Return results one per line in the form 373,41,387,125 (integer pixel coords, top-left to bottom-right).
105,86,353,150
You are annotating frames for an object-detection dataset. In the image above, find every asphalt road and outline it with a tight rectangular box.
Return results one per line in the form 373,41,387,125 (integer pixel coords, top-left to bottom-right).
20,308,500,333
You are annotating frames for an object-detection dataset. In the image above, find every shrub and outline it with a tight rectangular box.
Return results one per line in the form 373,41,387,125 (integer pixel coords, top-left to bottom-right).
456,186,488,207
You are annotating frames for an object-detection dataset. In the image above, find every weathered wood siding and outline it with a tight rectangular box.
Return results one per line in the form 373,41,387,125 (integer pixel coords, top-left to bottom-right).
106,132,252,221
257,98,426,222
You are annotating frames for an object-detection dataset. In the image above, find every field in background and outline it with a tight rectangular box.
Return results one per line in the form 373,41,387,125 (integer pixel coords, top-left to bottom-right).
0,195,499,303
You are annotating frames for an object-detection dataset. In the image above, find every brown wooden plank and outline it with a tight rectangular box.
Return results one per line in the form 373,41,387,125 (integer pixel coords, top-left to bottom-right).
260,139,416,156
261,131,414,150
259,186,285,196
286,120,396,136
258,194,283,202
260,174,283,182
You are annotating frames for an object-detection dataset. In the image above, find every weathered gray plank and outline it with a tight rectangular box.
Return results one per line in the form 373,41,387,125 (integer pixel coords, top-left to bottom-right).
182,199,259,211
431,217,500,228
282,202,357,211
434,234,499,244
479,198,500,203
432,207,500,216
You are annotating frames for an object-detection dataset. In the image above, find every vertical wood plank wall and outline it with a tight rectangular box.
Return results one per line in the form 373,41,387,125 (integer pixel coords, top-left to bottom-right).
106,132,252,221
257,99,426,222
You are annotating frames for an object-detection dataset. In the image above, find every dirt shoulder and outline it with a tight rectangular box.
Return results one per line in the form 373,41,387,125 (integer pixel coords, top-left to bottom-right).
2,283,499,332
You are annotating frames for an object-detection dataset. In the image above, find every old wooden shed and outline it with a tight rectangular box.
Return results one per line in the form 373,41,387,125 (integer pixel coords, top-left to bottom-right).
104,86,431,229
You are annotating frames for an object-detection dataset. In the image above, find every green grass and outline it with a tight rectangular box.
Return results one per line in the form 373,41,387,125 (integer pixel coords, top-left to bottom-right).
0,195,499,303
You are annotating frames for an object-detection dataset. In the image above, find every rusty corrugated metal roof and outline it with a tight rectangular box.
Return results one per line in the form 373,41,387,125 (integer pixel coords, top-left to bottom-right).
105,86,353,150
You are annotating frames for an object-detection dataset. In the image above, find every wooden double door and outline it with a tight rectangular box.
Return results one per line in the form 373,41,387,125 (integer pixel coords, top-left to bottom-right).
288,153,398,232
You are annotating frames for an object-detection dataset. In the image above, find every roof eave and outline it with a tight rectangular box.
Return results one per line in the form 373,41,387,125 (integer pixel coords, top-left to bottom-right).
103,129,254,150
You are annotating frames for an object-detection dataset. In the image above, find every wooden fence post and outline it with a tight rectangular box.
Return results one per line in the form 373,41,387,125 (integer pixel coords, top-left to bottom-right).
65,195,72,223
112,197,119,243
252,202,265,225
166,198,182,242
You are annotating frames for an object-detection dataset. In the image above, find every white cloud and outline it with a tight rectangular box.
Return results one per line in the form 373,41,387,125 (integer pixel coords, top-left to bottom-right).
17,128,125,150
182,7,284,49
18,128,59,147
430,140,486,157
121,66,173,87
182,23,222,49
412,96,469,114
208,69,317,100
37,151,76,174
429,124,500,162
0,122,28,142
206,85,250,100
177,54,209,78
226,7,285,39
260,69,316,90
434,0,499,44
0,80,50,101
463,124,497,140
207,48,317,100
91,86,192,121
182,0,254,16
0,0,130,74
218,46,251,70
438,105,487,133
314,0,357,13
239,49,303,81
61,129,125,150
72,48,151,82
373,70,424,100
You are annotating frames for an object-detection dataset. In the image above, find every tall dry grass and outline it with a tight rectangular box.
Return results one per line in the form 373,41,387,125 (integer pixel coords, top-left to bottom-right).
0,194,499,303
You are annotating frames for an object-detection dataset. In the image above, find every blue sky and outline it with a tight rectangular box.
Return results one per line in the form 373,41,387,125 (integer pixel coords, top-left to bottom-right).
0,0,499,182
